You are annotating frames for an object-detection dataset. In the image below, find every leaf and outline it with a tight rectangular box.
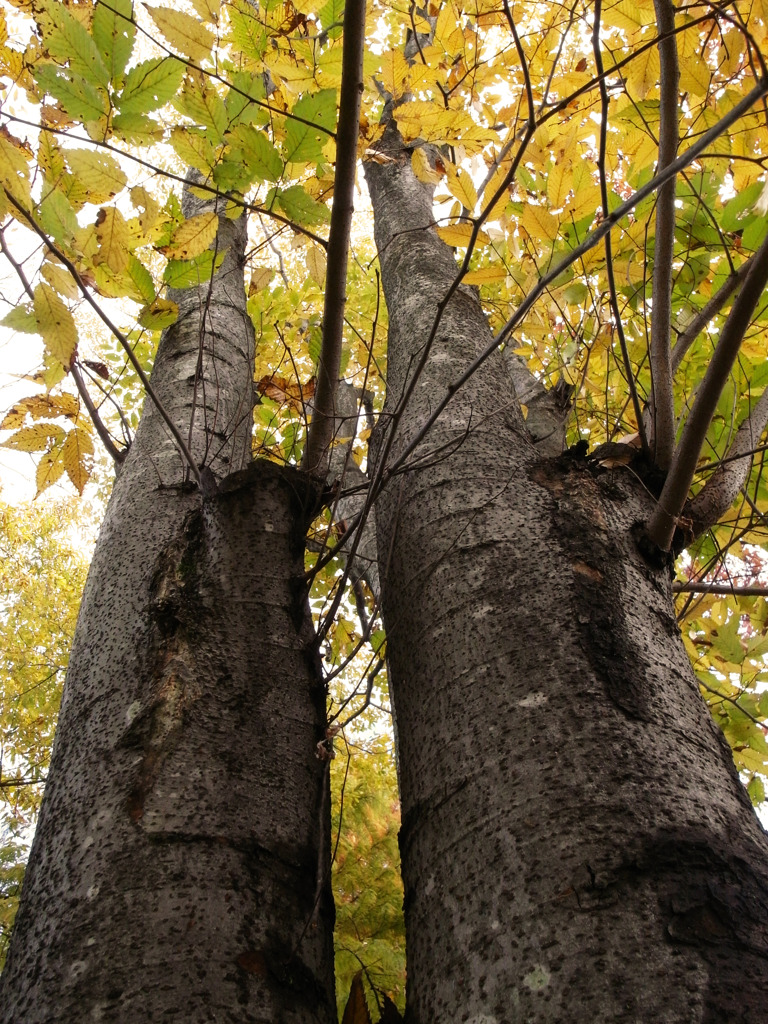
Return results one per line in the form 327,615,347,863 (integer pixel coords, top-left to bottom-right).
1,424,65,453
225,124,283,183
145,7,214,64
411,146,442,185
163,249,225,289
92,0,135,89
445,163,477,211
95,207,131,274
306,245,326,287
256,374,316,411
341,972,373,1024
284,89,336,164
273,185,330,226
0,394,78,430
35,65,108,125
33,283,78,370
41,0,111,91
65,149,127,204
118,57,185,115
159,211,219,260
436,222,489,248
38,188,78,243
249,267,273,293
61,427,94,494
125,255,157,303
463,265,507,285
138,298,179,330
0,305,37,334
35,446,66,496
175,70,228,135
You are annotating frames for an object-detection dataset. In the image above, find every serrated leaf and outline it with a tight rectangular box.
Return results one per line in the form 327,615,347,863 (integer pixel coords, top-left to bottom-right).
138,297,179,330
0,129,32,207
411,146,441,184
189,0,221,22
95,207,131,274
159,211,219,260
341,972,373,1024
436,222,489,248
249,267,273,293
35,65,108,124
446,163,477,211
34,283,77,370
41,260,80,299
0,305,37,333
306,245,326,287
61,427,94,494
225,124,282,183
547,160,570,209
163,249,224,289
284,89,336,164
38,187,79,243
92,0,135,89
35,446,67,496
175,71,228,135
1,423,65,452
65,149,127,204
42,0,111,90
463,265,507,284
118,57,185,115
169,125,216,173
125,254,156,303
0,393,79,430
111,111,163,143
273,185,330,226
145,7,214,64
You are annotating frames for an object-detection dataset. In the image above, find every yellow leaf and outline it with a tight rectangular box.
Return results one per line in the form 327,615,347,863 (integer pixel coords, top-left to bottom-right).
34,283,77,369
436,222,489,247
626,45,660,100
41,259,79,299
306,245,326,287
1,423,65,452
0,393,78,430
65,149,127,204
379,49,410,100
0,128,32,209
411,146,442,185
61,427,94,495
138,297,179,330
159,211,219,260
679,53,711,98
480,165,511,221
189,0,220,23
463,265,508,284
521,203,559,243
249,267,273,293
446,162,477,211
36,447,66,496
569,161,600,221
145,7,214,64
95,207,131,274
547,160,570,209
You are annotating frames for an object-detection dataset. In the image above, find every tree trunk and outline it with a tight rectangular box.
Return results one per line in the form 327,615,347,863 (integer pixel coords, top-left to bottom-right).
366,130,768,1023
0,183,337,1023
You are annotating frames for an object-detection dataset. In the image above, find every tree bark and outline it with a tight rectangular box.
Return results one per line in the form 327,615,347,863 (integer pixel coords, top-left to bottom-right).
0,183,336,1023
365,128,768,1023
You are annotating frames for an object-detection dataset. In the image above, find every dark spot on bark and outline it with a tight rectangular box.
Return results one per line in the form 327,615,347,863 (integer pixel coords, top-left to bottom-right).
529,458,654,721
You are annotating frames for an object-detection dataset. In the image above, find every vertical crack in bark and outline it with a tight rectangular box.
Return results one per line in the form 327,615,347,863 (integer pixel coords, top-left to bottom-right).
122,510,206,823
530,454,655,721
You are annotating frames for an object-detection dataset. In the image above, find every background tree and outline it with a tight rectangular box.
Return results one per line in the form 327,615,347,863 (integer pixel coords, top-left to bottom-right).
0,0,767,1020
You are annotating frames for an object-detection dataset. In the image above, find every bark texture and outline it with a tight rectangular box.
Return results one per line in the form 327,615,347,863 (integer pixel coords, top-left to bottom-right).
0,185,336,1022
365,127,768,1023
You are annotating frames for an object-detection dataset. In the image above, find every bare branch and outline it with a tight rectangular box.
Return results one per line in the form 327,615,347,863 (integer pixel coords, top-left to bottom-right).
648,0,679,469
671,260,751,372
303,0,366,474
646,228,768,552
685,386,768,538
71,363,126,466
673,582,768,596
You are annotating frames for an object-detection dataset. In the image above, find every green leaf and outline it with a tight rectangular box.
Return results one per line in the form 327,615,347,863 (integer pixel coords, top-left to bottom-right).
0,305,37,333
271,185,330,226
111,111,164,144
226,124,283,183
34,283,78,370
35,65,108,124
174,74,228,136
163,249,225,289
41,0,110,90
125,255,156,304
138,297,179,330
118,57,185,116
720,183,763,232
92,0,135,90
283,90,336,164
317,0,345,40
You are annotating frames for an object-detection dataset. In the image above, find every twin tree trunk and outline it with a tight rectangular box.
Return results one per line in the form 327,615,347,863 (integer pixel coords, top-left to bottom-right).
0,185,337,1022
3,146,768,1022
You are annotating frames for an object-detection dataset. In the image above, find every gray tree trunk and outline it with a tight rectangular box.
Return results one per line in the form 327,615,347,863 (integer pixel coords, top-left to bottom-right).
365,127,768,1023
0,183,336,1023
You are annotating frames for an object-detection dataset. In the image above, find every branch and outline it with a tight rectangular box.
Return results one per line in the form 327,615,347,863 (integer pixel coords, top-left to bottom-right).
673,582,768,596
645,227,768,552
382,78,768,480
648,0,680,469
684,386,768,538
671,259,751,372
302,0,366,474
592,0,648,453
3,190,202,487
71,362,126,465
